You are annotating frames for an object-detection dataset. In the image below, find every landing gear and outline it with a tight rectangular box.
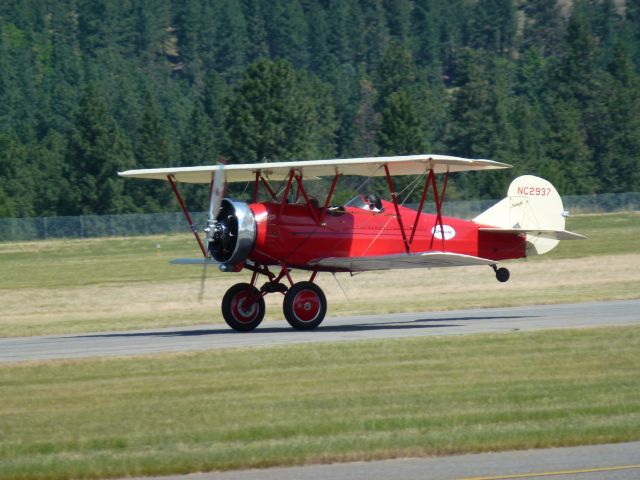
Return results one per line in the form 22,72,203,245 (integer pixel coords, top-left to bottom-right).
492,265,510,283
221,283,265,332
283,281,327,330
219,265,327,332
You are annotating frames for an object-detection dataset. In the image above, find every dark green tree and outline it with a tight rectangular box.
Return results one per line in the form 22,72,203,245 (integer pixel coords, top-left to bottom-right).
522,0,564,55
210,0,248,76
66,83,135,214
469,0,517,54
446,50,493,160
378,90,428,155
263,0,309,68
224,59,335,163
377,40,417,102
589,41,640,192
446,51,516,197
544,99,596,194
244,0,270,62
347,78,380,157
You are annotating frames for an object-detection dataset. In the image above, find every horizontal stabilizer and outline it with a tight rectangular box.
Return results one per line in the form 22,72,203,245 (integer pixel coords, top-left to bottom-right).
310,252,495,272
170,258,220,265
479,228,586,241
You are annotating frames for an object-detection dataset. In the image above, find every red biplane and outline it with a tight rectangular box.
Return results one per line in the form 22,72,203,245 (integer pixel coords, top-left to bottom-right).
119,155,584,331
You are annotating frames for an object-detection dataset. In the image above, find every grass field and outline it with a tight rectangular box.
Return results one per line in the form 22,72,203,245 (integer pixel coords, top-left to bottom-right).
1,326,639,479
0,212,638,337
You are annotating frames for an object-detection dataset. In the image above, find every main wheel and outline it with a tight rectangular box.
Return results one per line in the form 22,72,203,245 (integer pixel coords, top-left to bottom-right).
221,283,265,332
283,281,327,330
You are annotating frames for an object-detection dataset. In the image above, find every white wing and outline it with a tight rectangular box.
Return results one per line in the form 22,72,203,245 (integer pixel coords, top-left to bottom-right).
309,252,496,272
118,154,511,184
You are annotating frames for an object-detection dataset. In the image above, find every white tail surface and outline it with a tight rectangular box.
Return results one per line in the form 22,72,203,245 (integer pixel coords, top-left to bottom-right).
473,175,583,256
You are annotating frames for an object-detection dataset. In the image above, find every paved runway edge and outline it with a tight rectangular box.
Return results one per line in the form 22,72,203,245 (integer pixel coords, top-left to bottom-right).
1,299,639,363
120,441,640,480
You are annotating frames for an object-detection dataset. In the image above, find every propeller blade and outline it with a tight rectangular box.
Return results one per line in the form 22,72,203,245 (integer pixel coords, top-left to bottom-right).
198,257,208,303
204,163,225,249
200,161,225,302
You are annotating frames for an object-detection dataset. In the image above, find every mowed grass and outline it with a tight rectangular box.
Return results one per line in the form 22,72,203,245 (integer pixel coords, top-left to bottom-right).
0,212,638,337
1,326,639,479
542,211,639,259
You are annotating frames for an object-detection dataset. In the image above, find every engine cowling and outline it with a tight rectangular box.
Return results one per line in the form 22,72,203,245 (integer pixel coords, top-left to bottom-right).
208,199,256,266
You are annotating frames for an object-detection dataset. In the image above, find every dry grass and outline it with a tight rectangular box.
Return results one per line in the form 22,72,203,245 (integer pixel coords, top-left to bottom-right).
1,212,638,337
2,253,639,337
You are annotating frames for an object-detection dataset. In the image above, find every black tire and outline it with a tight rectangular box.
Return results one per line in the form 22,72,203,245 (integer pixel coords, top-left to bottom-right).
283,281,327,330
221,283,265,332
496,267,510,283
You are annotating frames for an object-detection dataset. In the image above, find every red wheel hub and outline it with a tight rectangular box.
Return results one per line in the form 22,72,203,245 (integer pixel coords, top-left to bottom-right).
231,291,260,323
292,289,321,322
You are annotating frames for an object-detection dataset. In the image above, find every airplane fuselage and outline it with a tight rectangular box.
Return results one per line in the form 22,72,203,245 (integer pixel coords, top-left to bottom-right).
248,201,525,271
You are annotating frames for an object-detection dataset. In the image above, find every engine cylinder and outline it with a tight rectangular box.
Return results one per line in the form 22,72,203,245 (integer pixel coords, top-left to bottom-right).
209,199,256,264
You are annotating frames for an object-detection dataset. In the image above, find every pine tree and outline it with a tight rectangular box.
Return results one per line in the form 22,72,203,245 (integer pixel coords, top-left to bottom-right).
522,0,564,55
66,83,135,214
223,59,334,163
377,40,417,102
544,99,597,194
589,41,640,192
446,51,517,197
264,0,309,68
210,0,248,77
378,90,428,155
348,78,380,157
0,131,35,217
469,0,517,54
30,131,69,216
447,50,493,160
244,0,270,63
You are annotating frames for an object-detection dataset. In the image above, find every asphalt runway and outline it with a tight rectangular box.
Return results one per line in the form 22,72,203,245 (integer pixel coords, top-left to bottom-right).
1,299,638,363
124,442,640,480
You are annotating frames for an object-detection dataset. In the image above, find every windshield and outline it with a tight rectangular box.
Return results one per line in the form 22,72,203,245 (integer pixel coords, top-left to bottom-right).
344,195,367,209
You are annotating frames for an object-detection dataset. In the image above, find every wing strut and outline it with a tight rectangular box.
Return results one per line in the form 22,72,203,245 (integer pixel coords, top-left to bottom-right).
167,175,207,258
321,173,340,222
429,168,449,250
295,174,320,225
384,164,410,254
382,162,450,253
409,168,435,245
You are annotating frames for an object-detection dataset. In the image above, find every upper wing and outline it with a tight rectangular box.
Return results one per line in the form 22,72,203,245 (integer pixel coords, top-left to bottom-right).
309,251,496,272
118,154,511,184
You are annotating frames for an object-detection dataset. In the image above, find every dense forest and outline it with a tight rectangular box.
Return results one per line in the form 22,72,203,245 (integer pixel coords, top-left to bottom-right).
1,0,639,217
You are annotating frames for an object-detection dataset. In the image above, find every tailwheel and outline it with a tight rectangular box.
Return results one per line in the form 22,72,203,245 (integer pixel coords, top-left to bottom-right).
283,281,327,330
495,267,510,283
221,283,265,332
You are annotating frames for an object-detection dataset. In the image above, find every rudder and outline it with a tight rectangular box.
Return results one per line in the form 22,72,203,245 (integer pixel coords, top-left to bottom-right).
473,175,569,255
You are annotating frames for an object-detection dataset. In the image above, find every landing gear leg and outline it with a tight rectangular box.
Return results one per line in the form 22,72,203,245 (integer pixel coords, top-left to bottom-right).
492,264,510,283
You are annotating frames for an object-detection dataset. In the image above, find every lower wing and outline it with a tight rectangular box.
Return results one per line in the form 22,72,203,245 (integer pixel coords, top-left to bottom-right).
309,252,496,272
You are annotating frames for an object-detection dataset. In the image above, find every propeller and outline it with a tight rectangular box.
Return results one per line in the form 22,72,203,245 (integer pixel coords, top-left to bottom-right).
205,163,225,250
199,161,226,302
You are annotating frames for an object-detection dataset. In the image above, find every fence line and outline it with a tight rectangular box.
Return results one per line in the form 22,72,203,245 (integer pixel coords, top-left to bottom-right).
1,192,637,242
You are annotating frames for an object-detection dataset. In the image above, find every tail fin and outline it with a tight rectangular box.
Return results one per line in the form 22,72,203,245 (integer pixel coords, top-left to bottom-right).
473,175,585,256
